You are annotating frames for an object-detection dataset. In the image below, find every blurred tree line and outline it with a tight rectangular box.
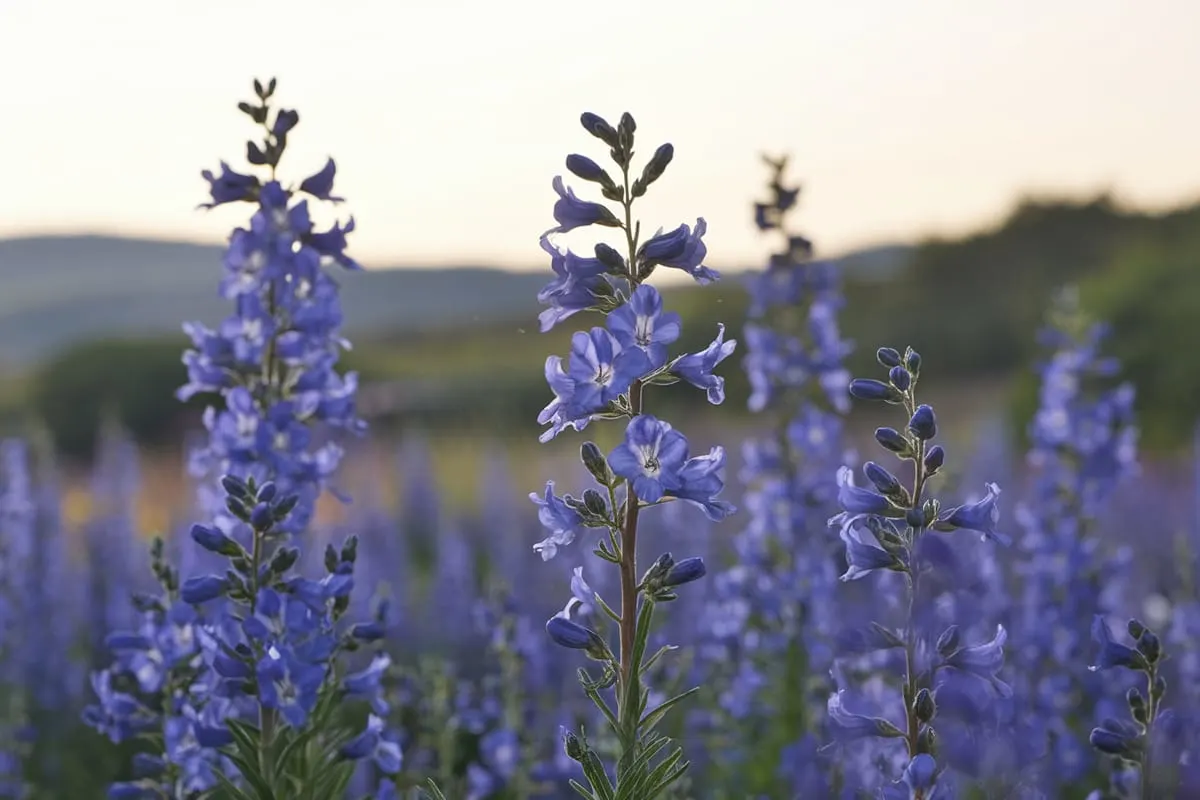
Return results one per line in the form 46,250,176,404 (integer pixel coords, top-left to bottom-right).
5,194,1198,460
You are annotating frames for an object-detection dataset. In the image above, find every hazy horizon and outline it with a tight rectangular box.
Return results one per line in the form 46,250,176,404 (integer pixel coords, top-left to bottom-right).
3,0,1198,270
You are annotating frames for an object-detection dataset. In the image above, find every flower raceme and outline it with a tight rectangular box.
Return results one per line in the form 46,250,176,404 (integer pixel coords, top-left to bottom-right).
83,79,435,800
529,110,735,800
828,345,1011,798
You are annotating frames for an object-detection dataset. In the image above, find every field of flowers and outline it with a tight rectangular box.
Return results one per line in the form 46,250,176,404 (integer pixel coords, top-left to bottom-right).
0,79,1197,800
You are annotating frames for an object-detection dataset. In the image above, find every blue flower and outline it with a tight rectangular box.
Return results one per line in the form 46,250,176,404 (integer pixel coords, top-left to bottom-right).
537,355,589,443
200,161,259,207
1089,718,1143,758
566,328,652,414
298,158,343,202
341,714,403,774
1088,615,1148,672
936,482,1009,545
606,284,681,369
537,235,611,332
836,521,902,581
546,176,620,233
832,465,892,517
639,219,718,283
343,653,391,717
940,624,1012,697
608,415,689,503
180,574,227,605
256,644,326,729
672,324,736,404
664,445,736,521
826,690,903,741
530,481,584,561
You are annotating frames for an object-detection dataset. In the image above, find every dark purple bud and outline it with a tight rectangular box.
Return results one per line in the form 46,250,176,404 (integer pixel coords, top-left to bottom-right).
877,347,902,368
936,625,961,657
256,481,277,503
875,427,910,454
914,688,936,723
563,730,585,761
906,349,922,373
908,404,937,440
249,502,273,531
546,616,609,660
663,556,706,587
580,112,619,148
350,621,386,642
888,366,911,391
864,462,902,495
190,524,240,557
221,474,249,499
849,379,896,402
923,445,945,474
566,154,613,188
272,108,299,138
1136,630,1161,663
180,574,227,605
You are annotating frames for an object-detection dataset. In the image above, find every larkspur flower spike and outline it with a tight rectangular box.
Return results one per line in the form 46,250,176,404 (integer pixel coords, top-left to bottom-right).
830,345,1009,798
83,78,433,800
530,110,733,799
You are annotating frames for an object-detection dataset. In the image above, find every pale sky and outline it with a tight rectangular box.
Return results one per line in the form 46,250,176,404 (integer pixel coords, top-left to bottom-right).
2,0,1198,270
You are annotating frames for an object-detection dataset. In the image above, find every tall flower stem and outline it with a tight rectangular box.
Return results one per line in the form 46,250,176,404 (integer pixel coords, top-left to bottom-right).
617,156,644,773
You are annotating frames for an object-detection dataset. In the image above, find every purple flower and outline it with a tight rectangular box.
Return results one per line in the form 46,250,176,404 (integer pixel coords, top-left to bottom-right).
833,465,891,517
341,714,403,774
941,624,1012,697
537,355,590,443
935,482,1009,545
530,481,584,561
1088,615,1148,672
836,521,901,581
826,691,903,741
546,176,619,234
537,235,611,332
665,445,735,521
298,157,343,202
639,219,718,283
566,327,652,414
608,415,689,503
606,284,681,369
200,161,259,208
672,324,736,404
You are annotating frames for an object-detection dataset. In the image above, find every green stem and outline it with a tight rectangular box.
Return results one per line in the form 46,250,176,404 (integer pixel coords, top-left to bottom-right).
1141,664,1158,800
616,153,645,781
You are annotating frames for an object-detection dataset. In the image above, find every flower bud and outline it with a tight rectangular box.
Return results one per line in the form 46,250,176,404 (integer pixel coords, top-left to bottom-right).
888,366,911,391
914,688,936,723
1137,630,1161,664
876,347,902,368
875,427,910,455
850,379,900,402
864,461,903,495
580,113,618,148
663,556,706,587
936,625,961,658
580,442,615,486
566,154,610,185
908,404,937,441
923,445,945,475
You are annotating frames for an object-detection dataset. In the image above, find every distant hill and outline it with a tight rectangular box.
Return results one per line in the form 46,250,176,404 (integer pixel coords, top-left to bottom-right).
0,234,911,366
